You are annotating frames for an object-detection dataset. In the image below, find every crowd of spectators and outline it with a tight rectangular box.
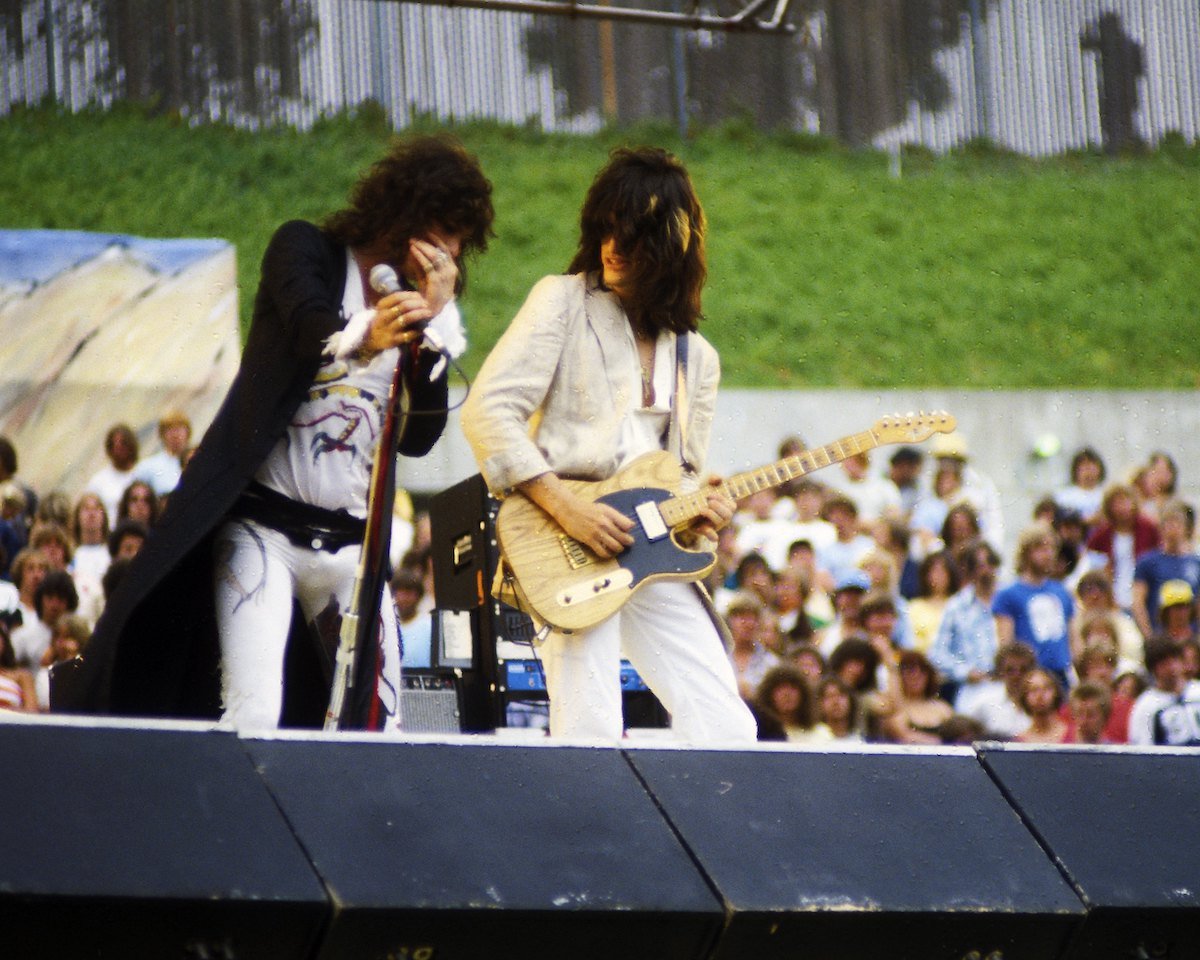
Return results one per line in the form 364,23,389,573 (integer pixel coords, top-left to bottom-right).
1,417,1198,749
709,434,1200,748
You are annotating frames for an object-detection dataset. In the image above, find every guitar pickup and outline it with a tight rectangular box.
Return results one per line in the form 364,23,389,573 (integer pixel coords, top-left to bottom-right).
557,569,634,608
635,501,668,541
558,534,590,570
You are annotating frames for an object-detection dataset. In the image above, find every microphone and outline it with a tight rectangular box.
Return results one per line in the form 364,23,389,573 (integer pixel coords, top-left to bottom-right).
368,264,448,376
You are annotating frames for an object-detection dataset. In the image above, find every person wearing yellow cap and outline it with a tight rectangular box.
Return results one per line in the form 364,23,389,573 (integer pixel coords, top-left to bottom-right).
1158,579,1198,645
1132,499,1200,638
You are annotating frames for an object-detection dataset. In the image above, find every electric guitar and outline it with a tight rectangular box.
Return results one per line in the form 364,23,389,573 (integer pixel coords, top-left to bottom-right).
494,411,956,632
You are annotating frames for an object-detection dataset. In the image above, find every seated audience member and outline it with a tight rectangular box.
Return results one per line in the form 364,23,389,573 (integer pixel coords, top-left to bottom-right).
858,549,913,650
1070,569,1145,668
36,612,90,710
784,538,835,624
1052,507,1092,591
886,446,926,519
906,550,958,653
929,538,1001,709
0,618,37,712
117,480,160,529
12,571,80,670
822,451,902,523
874,517,920,600
877,649,955,746
1015,668,1069,744
70,492,111,583
1113,669,1146,704
817,570,870,657
1070,639,1132,743
1158,579,1198,646
993,523,1074,688
1084,483,1158,611
774,568,817,654
717,552,776,613
1054,446,1107,528
391,566,432,669
35,491,72,530
1073,610,1140,678
755,665,833,743
85,423,140,521
959,643,1038,741
0,435,37,540
939,503,983,566
828,634,886,737
1131,499,1200,639
8,547,48,636
1127,637,1200,746
1181,638,1200,682
771,478,837,558
134,411,192,497
1064,682,1115,745
789,642,826,685
815,675,864,742
936,713,986,745
29,521,73,573
0,485,24,579
725,592,781,700
107,519,149,561
734,488,808,573
1135,450,1179,525
819,495,876,586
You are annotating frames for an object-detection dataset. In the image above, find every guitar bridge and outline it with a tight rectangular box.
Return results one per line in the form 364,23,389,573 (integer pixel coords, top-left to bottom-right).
558,534,590,570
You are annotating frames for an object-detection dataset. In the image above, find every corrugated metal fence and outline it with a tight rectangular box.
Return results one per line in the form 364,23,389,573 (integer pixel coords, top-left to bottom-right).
1,0,1197,154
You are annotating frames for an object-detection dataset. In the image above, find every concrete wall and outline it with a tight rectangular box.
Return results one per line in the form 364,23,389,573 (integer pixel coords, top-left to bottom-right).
400,388,1200,557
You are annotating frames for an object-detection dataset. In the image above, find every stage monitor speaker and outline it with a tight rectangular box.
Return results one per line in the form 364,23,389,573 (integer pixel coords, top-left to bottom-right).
626,746,1084,960
0,721,328,960
245,738,723,960
980,745,1200,960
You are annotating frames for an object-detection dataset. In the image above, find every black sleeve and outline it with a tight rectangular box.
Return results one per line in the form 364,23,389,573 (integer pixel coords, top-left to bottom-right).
397,350,450,457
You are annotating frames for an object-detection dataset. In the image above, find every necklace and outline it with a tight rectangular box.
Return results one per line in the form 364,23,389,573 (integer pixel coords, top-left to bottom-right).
637,337,656,407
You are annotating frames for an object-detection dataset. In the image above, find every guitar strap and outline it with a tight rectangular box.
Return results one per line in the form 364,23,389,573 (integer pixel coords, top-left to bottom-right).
673,332,696,474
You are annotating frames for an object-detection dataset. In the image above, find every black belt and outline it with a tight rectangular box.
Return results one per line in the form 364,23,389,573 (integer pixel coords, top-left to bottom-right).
230,481,366,554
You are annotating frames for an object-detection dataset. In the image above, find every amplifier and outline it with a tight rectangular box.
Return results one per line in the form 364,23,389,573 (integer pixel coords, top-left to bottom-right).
400,670,462,733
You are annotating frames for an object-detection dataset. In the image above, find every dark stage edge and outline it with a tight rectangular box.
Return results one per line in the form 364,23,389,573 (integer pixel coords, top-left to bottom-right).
2,715,1199,960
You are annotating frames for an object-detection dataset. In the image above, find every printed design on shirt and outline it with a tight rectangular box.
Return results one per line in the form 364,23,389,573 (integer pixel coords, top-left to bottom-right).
215,521,267,614
1028,592,1067,644
295,363,385,465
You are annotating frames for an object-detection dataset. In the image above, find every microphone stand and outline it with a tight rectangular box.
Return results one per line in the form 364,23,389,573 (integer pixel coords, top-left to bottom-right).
324,344,416,731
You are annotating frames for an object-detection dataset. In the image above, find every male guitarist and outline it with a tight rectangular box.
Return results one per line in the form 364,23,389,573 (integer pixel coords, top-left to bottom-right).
463,147,758,744
70,136,494,730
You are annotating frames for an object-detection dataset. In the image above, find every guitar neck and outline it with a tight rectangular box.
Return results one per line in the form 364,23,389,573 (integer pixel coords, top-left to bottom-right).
658,427,883,529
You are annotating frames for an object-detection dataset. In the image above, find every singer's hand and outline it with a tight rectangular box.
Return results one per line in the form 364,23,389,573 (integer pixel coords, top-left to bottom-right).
365,290,433,354
409,236,459,316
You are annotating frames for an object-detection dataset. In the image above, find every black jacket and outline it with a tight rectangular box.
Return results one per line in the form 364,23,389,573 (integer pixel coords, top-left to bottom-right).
71,221,449,721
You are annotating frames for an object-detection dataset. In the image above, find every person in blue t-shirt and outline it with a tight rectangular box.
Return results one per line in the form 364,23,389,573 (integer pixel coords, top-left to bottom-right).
1132,499,1200,639
993,523,1075,687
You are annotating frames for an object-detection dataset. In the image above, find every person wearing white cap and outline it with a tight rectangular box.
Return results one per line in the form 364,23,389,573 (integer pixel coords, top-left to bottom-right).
910,431,1006,557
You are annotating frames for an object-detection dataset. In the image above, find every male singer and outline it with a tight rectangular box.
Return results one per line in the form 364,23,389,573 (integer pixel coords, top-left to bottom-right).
72,135,494,730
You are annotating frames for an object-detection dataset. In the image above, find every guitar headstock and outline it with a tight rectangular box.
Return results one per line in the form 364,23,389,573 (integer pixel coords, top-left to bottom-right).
873,410,958,445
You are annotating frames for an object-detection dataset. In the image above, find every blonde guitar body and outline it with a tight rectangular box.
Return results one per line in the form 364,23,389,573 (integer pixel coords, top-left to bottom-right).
496,451,711,633
495,412,957,633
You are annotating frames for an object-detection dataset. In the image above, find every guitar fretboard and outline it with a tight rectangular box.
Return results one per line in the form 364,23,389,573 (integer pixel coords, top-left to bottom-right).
658,428,881,529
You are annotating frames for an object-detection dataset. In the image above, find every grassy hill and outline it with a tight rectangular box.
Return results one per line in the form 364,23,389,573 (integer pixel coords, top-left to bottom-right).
2,105,1197,388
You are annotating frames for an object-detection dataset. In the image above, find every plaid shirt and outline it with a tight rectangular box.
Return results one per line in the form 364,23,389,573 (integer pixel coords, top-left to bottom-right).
928,585,998,683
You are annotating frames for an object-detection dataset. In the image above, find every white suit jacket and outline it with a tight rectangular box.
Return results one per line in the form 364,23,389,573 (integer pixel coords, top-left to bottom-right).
462,272,720,495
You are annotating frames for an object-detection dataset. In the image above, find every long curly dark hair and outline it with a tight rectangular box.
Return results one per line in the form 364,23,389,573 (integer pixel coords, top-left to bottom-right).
568,146,707,336
324,133,494,291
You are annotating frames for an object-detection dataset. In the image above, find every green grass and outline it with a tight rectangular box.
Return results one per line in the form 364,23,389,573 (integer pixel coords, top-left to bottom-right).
2,105,1197,388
